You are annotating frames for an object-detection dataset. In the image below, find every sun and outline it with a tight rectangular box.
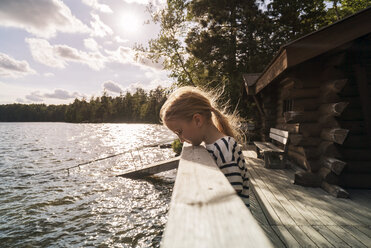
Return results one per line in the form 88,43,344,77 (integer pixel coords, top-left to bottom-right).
120,12,141,34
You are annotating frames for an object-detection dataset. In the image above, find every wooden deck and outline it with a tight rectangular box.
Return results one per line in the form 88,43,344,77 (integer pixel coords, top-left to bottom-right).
244,150,371,248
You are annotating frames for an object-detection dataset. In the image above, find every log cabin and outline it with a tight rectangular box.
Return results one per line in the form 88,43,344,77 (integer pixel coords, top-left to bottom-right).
244,7,371,197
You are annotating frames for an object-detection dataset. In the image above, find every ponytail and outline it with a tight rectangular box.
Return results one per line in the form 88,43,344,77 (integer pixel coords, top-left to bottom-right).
211,107,241,142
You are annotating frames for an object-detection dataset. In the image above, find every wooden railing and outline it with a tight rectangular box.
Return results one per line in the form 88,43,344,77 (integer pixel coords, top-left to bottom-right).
161,145,274,248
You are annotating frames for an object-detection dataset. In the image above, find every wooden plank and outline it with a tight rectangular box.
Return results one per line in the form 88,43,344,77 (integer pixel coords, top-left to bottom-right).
247,164,283,225
256,50,288,93
117,157,179,178
248,163,297,226
310,187,371,225
249,190,269,226
285,225,318,247
341,225,371,247
252,162,309,226
259,225,286,248
302,189,367,226
253,162,335,224
294,193,370,247
242,152,281,227
249,189,286,247
327,225,368,248
272,225,301,247
246,157,326,226
270,128,289,138
321,191,371,226
161,146,274,248
355,225,371,239
312,225,351,248
299,225,335,247
269,132,288,145
254,141,284,153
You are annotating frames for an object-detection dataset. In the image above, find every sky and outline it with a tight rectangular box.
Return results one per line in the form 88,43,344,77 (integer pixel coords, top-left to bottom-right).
0,0,172,105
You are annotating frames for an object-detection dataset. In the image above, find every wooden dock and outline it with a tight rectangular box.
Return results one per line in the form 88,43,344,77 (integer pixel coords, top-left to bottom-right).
117,157,179,179
244,150,371,247
161,145,274,248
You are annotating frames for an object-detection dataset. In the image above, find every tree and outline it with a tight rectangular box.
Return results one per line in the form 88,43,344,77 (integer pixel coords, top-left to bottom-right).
138,0,196,86
143,0,274,113
267,0,327,47
186,0,273,107
324,0,371,24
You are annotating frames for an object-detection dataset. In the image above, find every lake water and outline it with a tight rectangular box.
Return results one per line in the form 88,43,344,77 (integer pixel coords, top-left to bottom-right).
0,123,178,247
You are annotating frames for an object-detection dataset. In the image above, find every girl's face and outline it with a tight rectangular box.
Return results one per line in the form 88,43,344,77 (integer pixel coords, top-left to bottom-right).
165,115,204,146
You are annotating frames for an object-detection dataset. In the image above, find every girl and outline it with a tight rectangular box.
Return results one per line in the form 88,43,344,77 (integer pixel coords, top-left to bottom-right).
160,86,249,208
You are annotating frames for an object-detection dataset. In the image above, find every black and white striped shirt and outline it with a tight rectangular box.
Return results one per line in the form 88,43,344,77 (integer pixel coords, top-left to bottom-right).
206,136,250,208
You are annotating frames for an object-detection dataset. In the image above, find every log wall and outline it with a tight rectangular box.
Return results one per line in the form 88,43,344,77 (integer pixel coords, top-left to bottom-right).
338,35,371,188
265,35,371,195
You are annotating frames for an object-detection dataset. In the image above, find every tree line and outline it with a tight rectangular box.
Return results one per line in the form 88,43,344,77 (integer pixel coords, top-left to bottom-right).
0,87,168,123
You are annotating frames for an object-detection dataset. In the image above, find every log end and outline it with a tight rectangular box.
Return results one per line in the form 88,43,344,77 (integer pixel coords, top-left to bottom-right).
294,171,322,187
321,181,349,198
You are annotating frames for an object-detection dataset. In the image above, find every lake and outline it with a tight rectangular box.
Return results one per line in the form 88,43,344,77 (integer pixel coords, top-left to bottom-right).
0,122,177,247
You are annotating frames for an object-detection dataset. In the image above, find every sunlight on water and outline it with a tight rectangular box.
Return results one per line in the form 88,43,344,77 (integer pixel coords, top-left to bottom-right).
0,123,177,247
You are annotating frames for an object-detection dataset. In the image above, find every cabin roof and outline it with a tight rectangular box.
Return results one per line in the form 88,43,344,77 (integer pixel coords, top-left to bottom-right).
246,7,371,95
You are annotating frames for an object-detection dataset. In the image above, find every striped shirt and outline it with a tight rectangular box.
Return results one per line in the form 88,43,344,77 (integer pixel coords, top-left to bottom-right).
205,136,250,208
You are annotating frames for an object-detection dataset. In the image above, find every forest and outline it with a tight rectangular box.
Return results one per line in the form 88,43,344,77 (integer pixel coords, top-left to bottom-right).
0,87,168,123
0,0,369,123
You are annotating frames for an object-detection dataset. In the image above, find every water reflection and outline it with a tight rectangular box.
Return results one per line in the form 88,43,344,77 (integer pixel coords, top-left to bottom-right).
0,123,177,247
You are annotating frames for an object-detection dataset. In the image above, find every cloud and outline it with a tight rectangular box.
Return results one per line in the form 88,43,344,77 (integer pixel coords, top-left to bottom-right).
81,0,113,13
26,38,106,70
123,77,172,94
15,98,26,103
123,0,166,5
25,91,43,102
26,38,67,68
0,81,34,104
123,0,150,4
90,13,113,37
103,80,123,93
84,38,99,51
44,89,81,99
55,45,84,60
0,0,90,38
24,89,82,102
105,46,135,64
0,52,36,78
105,46,163,71
43,72,55,77
25,38,163,73
136,53,164,70
115,36,129,44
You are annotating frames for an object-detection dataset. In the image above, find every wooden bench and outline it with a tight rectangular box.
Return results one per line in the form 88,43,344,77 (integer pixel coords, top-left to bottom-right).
254,128,289,169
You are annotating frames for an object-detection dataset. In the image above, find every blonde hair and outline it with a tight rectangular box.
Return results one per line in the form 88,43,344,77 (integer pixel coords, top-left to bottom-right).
160,86,242,141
